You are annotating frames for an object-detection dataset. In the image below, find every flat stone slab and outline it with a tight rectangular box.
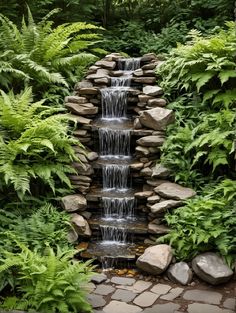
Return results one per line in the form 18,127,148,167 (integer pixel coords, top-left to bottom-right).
94,284,115,296
155,182,196,200
111,289,137,302
87,294,106,308
187,303,234,313
143,303,180,313
160,287,184,300
133,291,159,307
183,289,222,305
132,280,152,293
150,283,172,295
111,276,136,285
91,273,107,284
223,298,236,310
103,301,143,313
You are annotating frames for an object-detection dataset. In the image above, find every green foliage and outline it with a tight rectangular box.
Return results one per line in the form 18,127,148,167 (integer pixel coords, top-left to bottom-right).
0,88,81,199
158,23,236,186
159,179,236,264
0,242,94,312
0,8,102,101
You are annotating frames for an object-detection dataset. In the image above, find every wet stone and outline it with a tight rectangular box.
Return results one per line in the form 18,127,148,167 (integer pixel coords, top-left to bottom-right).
87,294,106,308
91,273,107,284
187,303,234,313
103,301,143,313
183,289,222,305
94,284,115,296
111,289,137,302
133,291,159,307
143,303,180,313
111,276,136,285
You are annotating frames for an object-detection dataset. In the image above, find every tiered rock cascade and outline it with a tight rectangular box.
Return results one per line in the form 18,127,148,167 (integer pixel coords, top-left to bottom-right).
62,53,197,267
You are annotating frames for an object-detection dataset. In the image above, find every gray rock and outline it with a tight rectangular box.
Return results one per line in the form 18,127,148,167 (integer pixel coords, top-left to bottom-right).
135,146,150,155
147,179,169,187
79,87,98,95
65,102,98,115
136,136,165,147
141,53,158,62
94,284,115,296
134,118,142,129
150,200,181,214
136,244,173,275
110,277,135,285
140,167,153,177
139,107,175,130
147,195,161,204
148,223,170,234
95,60,116,69
160,287,184,300
68,114,92,125
143,303,180,313
187,303,234,313
65,96,87,104
61,194,87,212
167,262,193,285
135,191,153,199
111,289,137,302
143,85,163,96
223,298,236,310
183,289,222,304
71,213,91,236
192,252,234,285
133,291,159,307
74,80,93,90
133,69,144,76
152,164,171,179
91,273,107,284
87,151,98,161
130,162,144,170
150,283,171,295
87,294,106,308
155,182,196,200
132,280,152,293
133,77,156,84
147,98,167,107
103,301,143,313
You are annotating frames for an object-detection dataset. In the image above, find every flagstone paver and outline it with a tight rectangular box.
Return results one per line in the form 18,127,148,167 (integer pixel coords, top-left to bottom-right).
87,294,106,308
142,303,180,313
183,289,222,304
110,276,136,285
150,283,172,295
160,287,184,300
223,298,236,310
111,289,137,302
103,301,143,313
133,291,159,307
94,284,115,295
187,303,234,313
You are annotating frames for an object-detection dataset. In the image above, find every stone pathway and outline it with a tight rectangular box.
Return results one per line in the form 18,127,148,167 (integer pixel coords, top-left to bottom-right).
87,273,235,313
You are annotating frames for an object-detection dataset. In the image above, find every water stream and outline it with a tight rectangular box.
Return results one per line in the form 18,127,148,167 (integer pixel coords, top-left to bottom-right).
98,58,141,268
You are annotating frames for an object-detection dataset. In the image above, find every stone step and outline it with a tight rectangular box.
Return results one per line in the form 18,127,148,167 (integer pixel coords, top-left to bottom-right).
80,241,149,260
88,216,148,234
86,187,139,202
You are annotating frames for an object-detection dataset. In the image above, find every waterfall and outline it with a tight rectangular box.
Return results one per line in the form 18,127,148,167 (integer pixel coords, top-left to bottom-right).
96,58,141,258
103,164,129,190
102,197,135,219
99,128,130,157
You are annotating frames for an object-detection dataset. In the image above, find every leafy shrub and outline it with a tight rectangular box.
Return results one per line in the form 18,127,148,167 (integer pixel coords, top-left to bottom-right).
0,88,81,199
159,179,236,265
0,242,94,312
0,8,103,101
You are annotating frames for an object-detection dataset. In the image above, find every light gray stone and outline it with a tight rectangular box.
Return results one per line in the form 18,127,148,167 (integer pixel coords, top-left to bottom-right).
150,283,171,295
132,280,152,293
136,136,165,147
143,85,163,96
160,287,184,300
139,107,174,130
155,182,196,200
68,114,92,125
66,102,98,115
136,245,173,275
136,146,150,155
183,289,222,304
130,162,144,170
61,194,87,212
148,223,170,234
75,80,93,90
94,284,115,296
147,195,161,204
150,200,181,214
91,273,107,284
223,298,236,310
103,301,143,313
167,262,193,285
65,95,87,104
87,151,98,161
110,277,135,285
147,98,167,107
87,294,106,308
143,303,180,313
111,289,137,302
135,191,153,199
71,213,91,236
133,291,159,307
152,164,171,179
95,60,116,69
192,252,234,285
187,303,234,313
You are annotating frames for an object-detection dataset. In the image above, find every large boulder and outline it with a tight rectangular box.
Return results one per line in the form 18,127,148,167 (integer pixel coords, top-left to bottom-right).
136,244,173,275
167,262,193,285
192,252,233,285
139,107,175,130
155,182,196,200
71,213,91,237
61,194,87,212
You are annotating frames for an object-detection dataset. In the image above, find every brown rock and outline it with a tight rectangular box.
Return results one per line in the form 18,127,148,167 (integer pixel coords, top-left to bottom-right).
148,223,170,234
65,96,87,104
135,191,153,199
151,200,182,214
95,60,116,69
137,135,165,147
139,107,175,130
71,213,91,236
143,85,163,96
155,182,196,200
61,194,87,212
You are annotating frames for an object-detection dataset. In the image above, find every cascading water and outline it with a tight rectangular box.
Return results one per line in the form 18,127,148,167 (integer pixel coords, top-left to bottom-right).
97,58,141,268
